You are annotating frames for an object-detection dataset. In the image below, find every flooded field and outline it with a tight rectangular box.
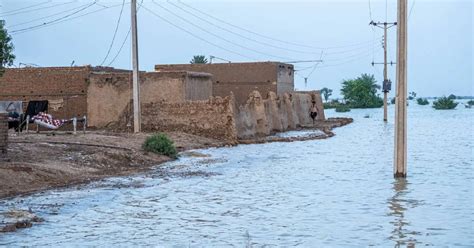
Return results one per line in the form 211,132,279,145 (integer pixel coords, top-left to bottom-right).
1,102,473,246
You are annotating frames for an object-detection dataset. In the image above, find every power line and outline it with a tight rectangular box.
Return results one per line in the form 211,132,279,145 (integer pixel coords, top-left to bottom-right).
409,0,416,19
10,1,98,34
107,0,144,67
151,2,297,61
100,0,127,66
141,5,256,60
176,0,380,50
8,2,99,28
166,0,378,56
0,1,51,15
10,2,125,35
0,1,75,18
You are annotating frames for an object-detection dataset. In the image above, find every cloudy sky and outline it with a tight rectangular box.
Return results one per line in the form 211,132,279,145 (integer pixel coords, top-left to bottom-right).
1,0,472,97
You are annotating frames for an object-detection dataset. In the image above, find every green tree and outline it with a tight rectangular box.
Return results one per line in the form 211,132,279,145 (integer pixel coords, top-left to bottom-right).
448,94,456,100
340,73,383,108
0,20,15,76
416,97,429,105
190,55,208,64
320,87,333,102
408,91,417,100
433,96,458,110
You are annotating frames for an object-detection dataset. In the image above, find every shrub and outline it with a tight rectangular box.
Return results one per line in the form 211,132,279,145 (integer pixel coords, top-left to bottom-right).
323,100,341,109
433,97,458,110
467,100,474,106
335,105,351,112
340,73,384,108
416,98,429,105
142,133,178,158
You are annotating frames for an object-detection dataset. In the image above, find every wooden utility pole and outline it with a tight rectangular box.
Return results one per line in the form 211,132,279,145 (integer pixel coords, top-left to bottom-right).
370,21,396,122
131,0,141,133
394,0,408,177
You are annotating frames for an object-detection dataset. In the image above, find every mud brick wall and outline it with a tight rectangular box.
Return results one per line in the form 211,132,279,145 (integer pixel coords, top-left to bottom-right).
0,114,7,158
0,67,91,119
235,91,325,139
87,71,212,128
155,62,294,107
141,96,237,142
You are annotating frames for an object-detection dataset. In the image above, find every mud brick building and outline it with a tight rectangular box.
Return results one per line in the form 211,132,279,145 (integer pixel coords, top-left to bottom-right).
0,66,213,128
0,113,7,159
155,62,294,106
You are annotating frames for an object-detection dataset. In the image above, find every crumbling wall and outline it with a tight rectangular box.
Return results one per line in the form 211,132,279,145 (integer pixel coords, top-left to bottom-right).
141,96,237,142
0,113,7,159
235,91,325,139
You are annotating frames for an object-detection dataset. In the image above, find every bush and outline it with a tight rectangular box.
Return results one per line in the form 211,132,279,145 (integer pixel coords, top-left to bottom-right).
142,133,178,158
433,97,458,110
416,98,429,105
323,100,341,109
467,100,474,106
335,105,351,112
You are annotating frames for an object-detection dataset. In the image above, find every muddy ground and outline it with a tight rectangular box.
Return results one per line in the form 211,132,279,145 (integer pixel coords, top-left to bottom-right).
0,118,352,200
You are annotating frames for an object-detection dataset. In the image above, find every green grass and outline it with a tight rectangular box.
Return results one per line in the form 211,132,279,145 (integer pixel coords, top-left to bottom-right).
142,133,178,158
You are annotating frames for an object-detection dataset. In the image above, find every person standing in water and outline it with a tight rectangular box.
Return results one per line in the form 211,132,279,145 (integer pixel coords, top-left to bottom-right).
310,101,318,125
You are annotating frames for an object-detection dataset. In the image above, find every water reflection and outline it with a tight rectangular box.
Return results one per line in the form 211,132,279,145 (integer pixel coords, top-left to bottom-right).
388,178,421,247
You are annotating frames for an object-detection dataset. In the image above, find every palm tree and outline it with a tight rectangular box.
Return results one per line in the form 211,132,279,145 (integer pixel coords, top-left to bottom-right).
190,55,208,64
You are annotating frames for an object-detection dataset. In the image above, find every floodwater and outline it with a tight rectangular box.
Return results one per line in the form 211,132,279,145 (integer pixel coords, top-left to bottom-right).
1,101,473,246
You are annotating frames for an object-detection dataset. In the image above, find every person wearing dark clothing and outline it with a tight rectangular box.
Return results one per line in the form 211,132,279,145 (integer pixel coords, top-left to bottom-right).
310,101,318,125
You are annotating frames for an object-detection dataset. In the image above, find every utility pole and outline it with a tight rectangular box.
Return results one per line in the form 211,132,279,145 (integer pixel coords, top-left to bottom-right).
131,0,141,133
370,21,396,122
394,0,408,177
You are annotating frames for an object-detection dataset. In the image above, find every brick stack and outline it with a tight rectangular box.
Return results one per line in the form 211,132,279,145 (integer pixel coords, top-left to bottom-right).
0,113,7,159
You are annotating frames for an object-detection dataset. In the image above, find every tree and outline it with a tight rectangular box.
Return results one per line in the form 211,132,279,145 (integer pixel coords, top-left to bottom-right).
416,98,429,105
408,91,417,100
448,94,456,100
340,73,383,108
190,55,208,64
320,87,333,102
433,96,458,110
0,20,15,76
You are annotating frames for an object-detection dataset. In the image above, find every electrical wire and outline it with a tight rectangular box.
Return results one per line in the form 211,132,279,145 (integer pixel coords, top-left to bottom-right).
176,0,381,50
11,2,125,35
10,1,98,34
151,2,297,61
100,0,127,66
166,0,380,56
107,0,144,67
0,1,75,18
0,1,51,15
8,2,100,28
409,0,416,20
142,4,256,60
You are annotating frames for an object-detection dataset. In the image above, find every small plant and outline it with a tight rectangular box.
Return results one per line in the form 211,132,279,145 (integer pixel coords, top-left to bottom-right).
142,133,178,158
335,105,351,112
433,96,458,110
416,98,429,105
467,100,474,106
391,98,396,104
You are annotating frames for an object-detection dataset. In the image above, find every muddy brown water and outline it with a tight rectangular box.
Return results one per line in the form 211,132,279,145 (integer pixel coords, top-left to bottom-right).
0,101,473,246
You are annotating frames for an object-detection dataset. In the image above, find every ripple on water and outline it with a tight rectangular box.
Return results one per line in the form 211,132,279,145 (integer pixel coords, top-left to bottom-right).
0,103,473,246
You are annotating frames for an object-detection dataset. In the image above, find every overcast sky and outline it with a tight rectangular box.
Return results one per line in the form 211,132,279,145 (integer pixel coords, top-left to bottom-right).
1,0,472,97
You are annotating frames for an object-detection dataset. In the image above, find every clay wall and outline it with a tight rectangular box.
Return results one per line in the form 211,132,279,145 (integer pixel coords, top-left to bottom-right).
141,96,237,142
0,67,92,119
0,113,7,159
235,91,325,139
87,71,212,128
155,62,294,106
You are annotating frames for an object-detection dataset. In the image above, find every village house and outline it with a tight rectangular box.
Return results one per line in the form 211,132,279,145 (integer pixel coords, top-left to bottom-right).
155,62,294,106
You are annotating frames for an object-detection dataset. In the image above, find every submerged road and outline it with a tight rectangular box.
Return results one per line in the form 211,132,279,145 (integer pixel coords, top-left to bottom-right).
1,102,473,246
